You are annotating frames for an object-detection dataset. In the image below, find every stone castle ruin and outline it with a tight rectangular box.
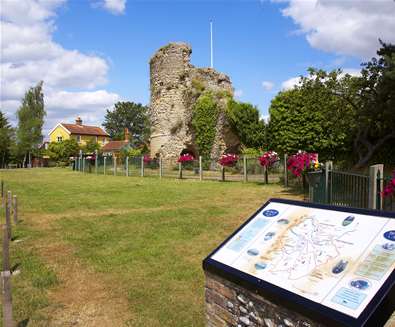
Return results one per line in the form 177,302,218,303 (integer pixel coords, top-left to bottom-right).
149,42,240,159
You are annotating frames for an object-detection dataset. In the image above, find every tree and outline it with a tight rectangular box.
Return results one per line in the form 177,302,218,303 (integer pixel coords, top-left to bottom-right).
16,81,46,166
268,69,355,160
83,139,100,153
226,100,266,149
0,111,14,168
341,41,395,167
46,139,80,164
102,102,150,146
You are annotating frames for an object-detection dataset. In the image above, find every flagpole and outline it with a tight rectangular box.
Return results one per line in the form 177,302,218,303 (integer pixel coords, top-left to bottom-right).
210,20,213,68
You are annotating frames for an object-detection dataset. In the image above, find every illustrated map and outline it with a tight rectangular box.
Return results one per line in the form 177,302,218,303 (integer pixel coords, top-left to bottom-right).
211,202,395,318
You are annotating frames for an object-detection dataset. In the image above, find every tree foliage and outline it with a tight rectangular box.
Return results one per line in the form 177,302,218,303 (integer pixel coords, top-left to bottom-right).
15,81,46,165
191,92,219,158
103,102,150,146
46,139,80,164
269,69,355,161
0,111,14,168
226,100,266,149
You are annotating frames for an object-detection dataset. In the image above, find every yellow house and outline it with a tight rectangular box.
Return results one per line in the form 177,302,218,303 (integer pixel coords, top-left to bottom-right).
48,117,110,146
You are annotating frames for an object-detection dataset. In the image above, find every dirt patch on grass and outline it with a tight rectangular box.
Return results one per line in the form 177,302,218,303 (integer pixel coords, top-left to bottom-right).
26,231,133,326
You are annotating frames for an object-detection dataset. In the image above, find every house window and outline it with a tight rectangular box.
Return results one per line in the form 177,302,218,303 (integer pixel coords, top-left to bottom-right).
57,136,62,142
95,136,98,142
76,135,81,143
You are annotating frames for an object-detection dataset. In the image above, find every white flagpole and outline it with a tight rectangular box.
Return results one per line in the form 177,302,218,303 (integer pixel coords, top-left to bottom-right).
210,20,213,68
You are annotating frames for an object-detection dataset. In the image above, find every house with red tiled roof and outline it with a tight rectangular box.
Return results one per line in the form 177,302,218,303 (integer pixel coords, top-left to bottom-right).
101,129,131,156
48,117,110,146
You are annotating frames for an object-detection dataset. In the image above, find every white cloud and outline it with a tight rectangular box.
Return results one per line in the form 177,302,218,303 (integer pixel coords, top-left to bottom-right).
262,81,274,91
279,0,395,59
102,0,126,15
281,77,301,90
0,0,120,134
234,89,243,98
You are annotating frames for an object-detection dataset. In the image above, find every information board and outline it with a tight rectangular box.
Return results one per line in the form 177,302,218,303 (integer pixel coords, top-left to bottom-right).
204,198,395,326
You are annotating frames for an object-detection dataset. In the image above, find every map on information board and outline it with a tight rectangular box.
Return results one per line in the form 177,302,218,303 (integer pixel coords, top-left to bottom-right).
210,201,395,318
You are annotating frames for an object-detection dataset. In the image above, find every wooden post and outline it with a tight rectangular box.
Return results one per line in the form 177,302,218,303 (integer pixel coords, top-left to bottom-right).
2,225,14,327
113,155,117,176
12,196,17,224
126,157,129,176
199,156,203,181
284,154,288,187
243,156,247,182
159,157,163,179
103,157,106,175
1,180,4,207
5,191,11,240
178,162,182,179
264,167,269,184
95,150,98,174
141,156,145,177
221,166,225,182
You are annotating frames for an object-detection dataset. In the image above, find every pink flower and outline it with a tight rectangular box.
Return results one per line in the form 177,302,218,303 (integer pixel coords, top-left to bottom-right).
143,155,152,164
259,151,279,168
287,151,318,177
219,154,239,167
178,154,194,163
382,170,395,198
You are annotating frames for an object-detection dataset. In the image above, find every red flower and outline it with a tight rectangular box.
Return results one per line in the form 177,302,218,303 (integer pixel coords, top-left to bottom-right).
382,170,395,198
259,151,279,168
143,155,152,164
178,154,194,163
287,151,318,177
219,154,239,167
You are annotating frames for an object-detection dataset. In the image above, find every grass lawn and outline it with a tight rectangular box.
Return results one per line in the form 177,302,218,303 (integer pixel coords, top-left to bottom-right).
0,168,301,327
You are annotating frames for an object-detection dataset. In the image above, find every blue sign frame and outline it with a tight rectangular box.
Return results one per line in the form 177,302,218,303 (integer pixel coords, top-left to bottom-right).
203,198,395,327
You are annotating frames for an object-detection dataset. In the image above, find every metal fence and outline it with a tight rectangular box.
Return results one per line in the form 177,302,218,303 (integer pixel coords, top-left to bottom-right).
310,163,394,212
72,154,288,184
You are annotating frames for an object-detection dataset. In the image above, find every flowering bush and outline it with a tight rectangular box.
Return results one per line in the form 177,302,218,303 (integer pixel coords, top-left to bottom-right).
287,151,320,177
259,151,279,168
382,170,395,198
177,153,194,163
143,155,152,164
219,153,239,167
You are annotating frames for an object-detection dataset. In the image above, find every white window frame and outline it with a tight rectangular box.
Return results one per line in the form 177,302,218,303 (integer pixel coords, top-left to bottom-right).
57,136,63,142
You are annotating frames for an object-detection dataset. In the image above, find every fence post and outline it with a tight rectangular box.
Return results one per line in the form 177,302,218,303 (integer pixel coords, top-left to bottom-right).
2,224,14,327
12,195,17,225
284,154,288,187
1,180,4,207
178,162,182,179
159,157,163,179
5,191,11,240
141,156,144,177
325,161,333,204
126,157,129,176
95,150,98,174
221,166,225,182
199,156,203,181
113,155,117,176
103,156,106,175
243,156,247,182
368,164,383,210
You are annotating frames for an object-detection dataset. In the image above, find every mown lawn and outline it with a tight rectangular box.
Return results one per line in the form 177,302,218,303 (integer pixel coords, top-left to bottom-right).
0,168,300,327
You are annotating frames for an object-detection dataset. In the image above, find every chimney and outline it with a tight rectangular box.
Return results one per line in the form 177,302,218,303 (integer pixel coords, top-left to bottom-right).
124,128,130,142
75,117,83,125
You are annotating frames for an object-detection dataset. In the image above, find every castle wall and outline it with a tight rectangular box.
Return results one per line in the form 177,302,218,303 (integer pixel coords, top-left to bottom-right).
149,42,239,159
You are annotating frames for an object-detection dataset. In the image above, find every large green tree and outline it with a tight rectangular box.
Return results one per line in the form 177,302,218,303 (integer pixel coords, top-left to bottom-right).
0,111,14,168
268,69,355,160
339,41,395,167
46,139,80,164
226,100,266,149
15,81,46,166
102,101,150,146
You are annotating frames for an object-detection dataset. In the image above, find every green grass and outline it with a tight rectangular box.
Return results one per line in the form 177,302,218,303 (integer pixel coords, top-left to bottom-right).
0,168,300,326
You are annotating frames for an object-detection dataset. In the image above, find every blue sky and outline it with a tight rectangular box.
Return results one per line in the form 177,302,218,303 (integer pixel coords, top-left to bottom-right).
1,0,394,134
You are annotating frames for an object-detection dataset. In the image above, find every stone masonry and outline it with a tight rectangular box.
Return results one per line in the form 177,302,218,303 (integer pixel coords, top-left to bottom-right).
205,271,326,327
149,42,240,159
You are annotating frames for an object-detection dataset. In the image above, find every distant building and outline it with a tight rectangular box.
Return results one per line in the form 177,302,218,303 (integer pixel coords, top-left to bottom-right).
48,117,109,146
102,128,131,156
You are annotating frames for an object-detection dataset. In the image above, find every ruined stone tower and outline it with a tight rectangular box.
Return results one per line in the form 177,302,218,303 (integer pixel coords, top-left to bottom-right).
149,42,240,159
